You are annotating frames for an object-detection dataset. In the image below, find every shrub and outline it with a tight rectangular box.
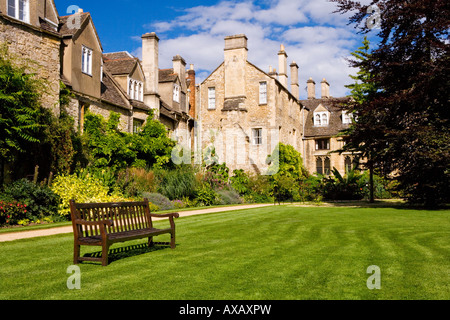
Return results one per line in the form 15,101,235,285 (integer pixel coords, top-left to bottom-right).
51,174,127,218
141,192,174,211
322,168,365,201
0,200,28,226
216,189,243,205
156,167,198,200
298,175,323,202
195,185,218,207
231,170,273,204
1,179,60,221
116,167,156,197
171,199,187,210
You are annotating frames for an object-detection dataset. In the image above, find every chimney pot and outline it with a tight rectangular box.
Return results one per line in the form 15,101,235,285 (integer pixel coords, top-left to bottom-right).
278,44,288,88
307,77,316,99
321,78,330,99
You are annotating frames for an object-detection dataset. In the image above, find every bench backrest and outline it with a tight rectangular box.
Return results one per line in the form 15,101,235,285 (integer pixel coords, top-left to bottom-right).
70,200,153,238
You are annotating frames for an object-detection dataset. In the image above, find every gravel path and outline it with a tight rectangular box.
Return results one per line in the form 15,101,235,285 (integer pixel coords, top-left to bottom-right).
0,204,273,243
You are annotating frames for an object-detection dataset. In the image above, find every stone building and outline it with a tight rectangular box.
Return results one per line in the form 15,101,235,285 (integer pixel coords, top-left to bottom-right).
0,0,61,115
141,32,195,148
59,11,138,133
198,34,304,175
300,78,357,176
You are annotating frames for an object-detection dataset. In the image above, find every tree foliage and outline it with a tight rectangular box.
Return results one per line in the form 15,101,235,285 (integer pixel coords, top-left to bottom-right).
82,111,176,173
0,46,43,163
331,0,450,206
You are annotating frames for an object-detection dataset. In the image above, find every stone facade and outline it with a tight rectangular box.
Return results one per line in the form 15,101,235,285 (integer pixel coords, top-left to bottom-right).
301,87,359,177
0,14,61,115
198,35,304,175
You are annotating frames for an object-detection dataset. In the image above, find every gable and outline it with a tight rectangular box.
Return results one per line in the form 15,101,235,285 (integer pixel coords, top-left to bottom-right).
314,104,328,113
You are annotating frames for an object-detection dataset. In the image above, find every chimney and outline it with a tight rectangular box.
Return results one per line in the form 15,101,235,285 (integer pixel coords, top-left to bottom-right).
290,61,299,99
268,66,278,79
321,78,330,99
187,64,196,119
173,54,187,92
141,32,160,117
307,77,316,99
224,34,248,100
278,44,288,88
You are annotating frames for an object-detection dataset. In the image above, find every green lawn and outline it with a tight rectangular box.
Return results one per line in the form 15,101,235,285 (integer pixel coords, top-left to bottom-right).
0,205,448,300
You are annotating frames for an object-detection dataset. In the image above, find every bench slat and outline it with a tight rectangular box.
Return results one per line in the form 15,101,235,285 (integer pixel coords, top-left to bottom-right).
70,199,178,266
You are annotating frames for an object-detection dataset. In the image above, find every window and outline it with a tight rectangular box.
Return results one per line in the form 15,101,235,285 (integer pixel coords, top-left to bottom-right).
208,87,216,109
82,46,93,76
252,128,263,145
324,157,331,175
316,158,323,175
128,79,144,101
259,81,267,104
316,157,331,176
173,84,180,103
314,111,329,126
342,111,353,124
7,0,29,23
133,119,144,134
345,156,352,173
316,138,330,150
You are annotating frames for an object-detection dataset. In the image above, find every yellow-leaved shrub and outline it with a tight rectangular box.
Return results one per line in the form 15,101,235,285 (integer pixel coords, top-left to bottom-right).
51,174,128,218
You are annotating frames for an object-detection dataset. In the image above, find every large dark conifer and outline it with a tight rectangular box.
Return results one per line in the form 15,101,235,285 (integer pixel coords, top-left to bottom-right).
331,0,449,206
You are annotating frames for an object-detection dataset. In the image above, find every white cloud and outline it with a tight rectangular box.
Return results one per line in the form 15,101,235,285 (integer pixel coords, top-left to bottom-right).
135,0,362,98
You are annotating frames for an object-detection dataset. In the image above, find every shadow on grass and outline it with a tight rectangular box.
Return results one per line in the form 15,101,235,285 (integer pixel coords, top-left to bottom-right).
82,242,176,265
288,199,449,211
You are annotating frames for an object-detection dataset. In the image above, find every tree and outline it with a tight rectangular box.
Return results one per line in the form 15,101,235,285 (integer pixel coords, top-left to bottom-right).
82,111,176,172
0,46,44,186
331,0,450,206
337,36,381,203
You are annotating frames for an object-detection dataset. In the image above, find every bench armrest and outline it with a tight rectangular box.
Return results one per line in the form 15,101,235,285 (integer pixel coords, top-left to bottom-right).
149,212,180,219
74,219,114,227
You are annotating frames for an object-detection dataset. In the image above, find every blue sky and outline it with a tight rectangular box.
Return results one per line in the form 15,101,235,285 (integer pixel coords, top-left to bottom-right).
56,0,375,98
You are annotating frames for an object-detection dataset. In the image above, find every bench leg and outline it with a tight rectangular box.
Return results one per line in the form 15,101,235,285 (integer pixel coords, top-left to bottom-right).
102,244,109,267
148,236,154,247
73,244,80,265
170,232,176,249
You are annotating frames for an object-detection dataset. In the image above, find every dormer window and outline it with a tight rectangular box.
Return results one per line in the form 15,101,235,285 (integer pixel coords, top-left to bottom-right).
82,46,93,76
342,111,353,124
173,84,180,103
7,0,29,23
128,78,144,102
314,111,329,126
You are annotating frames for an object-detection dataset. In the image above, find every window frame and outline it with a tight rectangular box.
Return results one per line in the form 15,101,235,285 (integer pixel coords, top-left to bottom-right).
252,128,263,146
173,83,180,103
81,45,93,76
316,157,331,176
128,78,144,102
315,138,330,151
342,111,353,124
7,0,29,23
259,81,267,105
314,111,329,126
208,87,216,110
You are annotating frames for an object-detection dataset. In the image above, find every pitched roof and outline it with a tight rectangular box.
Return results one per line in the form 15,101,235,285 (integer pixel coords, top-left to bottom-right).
100,70,131,110
59,12,90,37
302,97,351,138
159,69,179,83
59,12,103,51
104,58,137,75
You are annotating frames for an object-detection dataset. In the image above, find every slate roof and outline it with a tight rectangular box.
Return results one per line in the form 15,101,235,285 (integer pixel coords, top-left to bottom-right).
100,70,131,110
301,97,351,138
159,69,179,83
103,52,139,75
59,12,90,37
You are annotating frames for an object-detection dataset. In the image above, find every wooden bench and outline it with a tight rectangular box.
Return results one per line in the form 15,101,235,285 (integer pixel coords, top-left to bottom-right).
69,199,179,266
